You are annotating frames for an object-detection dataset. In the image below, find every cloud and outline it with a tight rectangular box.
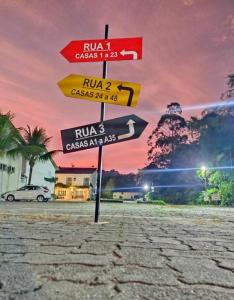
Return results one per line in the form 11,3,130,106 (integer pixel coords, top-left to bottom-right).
213,14,234,44
182,0,195,6
1,0,234,173
1,0,57,32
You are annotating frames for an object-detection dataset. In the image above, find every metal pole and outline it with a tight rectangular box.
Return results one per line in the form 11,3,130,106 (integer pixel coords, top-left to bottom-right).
94,24,109,223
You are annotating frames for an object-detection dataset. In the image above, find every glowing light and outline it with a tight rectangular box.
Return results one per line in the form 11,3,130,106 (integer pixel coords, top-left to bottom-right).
106,183,204,192
183,98,234,112
201,165,207,172
144,184,149,191
142,165,234,174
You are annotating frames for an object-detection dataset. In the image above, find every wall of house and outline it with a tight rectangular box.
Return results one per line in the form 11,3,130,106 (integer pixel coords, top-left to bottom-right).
56,173,93,187
25,159,56,193
113,192,142,200
55,172,97,201
0,154,23,195
54,186,90,201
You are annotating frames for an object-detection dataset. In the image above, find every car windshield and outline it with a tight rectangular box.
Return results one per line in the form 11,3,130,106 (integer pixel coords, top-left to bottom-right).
18,187,26,191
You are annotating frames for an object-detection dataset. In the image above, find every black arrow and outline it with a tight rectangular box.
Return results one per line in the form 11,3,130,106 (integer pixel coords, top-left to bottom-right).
61,114,148,154
117,84,134,107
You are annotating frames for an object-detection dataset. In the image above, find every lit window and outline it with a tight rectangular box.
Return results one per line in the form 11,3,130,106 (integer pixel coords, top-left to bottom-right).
66,177,72,185
83,178,89,186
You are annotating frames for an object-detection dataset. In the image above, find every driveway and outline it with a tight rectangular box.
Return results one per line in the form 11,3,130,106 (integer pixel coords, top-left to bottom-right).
0,202,233,299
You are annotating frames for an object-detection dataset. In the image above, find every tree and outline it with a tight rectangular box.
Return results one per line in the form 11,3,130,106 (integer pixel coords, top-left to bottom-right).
189,110,234,166
101,170,137,198
0,112,22,194
143,103,203,204
9,125,57,185
147,102,188,168
200,170,234,206
102,178,115,199
0,112,21,156
221,73,234,100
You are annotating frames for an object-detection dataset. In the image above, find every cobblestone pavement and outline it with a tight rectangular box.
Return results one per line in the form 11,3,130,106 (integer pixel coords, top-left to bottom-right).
0,202,234,299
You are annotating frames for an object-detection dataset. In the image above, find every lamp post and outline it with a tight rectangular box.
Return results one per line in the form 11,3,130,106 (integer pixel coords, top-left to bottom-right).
201,166,207,188
201,166,208,202
143,184,149,201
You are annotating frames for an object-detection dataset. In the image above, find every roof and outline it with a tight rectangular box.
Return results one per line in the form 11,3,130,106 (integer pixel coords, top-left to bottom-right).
56,167,96,174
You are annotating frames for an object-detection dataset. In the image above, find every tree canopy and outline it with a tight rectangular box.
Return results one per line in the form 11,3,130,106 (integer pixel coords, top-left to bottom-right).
147,102,189,168
0,112,21,157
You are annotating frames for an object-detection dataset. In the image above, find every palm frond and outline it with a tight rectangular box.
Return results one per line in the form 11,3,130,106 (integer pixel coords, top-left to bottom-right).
39,149,62,161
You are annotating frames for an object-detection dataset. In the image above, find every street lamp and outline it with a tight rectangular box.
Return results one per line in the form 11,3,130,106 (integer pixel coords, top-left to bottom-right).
143,184,149,202
201,165,207,172
201,166,207,189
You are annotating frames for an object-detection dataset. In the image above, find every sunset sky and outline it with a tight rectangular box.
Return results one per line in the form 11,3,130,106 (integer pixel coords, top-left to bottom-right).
1,0,234,173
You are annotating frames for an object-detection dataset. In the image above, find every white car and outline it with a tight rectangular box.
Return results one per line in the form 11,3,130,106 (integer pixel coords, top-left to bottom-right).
1,185,51,202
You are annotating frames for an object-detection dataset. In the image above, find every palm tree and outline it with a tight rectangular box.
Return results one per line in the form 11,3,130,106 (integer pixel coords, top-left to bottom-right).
9,125,58,185
0,112,21,156
0,112,22,194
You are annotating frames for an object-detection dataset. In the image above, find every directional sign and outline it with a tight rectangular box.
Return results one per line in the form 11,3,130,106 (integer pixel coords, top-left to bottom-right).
60,37,142,63
61,114,148,153
58,74,141,107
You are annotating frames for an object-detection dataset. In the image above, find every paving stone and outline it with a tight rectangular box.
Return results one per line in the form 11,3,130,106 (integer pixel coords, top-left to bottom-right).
112,284,234,300
168,257,234,288
35,264,113,284
121,241,189,250
78,241,116,254
112,247,166,268
215,259,234,271
112,265,179,286
178,240,226,251
150,236,183,244
216,242,234,251
162,249,234,259
6,282,116,300
0,263,41,294
3,253,112,266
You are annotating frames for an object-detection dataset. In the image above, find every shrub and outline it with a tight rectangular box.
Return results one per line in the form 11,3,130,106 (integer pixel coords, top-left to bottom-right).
145,191,156,201
154,200,166,205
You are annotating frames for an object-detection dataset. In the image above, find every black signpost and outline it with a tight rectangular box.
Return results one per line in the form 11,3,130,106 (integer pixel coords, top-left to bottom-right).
95,24,108,223
61,114,148,153
59,24,144,223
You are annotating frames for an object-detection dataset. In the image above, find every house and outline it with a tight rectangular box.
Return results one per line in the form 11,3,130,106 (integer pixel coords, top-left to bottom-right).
0,154,23,196
112,188,143,200
0,154,57,195
55,167,97,201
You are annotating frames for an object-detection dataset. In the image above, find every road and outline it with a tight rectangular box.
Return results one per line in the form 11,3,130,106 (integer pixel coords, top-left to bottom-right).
0,201,234,299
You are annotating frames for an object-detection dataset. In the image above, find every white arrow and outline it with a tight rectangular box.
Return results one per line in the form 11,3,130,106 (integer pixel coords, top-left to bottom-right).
120,50,138,60
118,119,136,140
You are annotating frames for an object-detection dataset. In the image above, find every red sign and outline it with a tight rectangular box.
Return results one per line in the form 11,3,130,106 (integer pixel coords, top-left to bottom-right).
60,37,142,63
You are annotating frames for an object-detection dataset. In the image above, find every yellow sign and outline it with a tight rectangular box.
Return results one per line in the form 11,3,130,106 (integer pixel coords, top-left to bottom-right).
57,74,141,107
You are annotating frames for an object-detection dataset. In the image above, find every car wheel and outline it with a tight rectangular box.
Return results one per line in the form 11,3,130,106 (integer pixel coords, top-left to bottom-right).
6,194,15,202
37,195,45,202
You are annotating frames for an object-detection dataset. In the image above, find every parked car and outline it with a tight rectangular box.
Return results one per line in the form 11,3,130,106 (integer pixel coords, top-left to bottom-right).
137,197,146,203
123,199,138,204
1,185,51,202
